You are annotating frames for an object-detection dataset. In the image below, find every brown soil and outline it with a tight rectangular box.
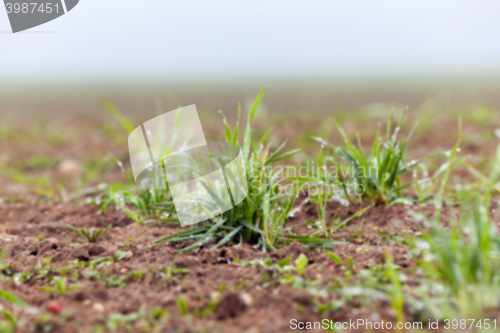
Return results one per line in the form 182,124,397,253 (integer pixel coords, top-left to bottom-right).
0,199,445,333
1,99,498,332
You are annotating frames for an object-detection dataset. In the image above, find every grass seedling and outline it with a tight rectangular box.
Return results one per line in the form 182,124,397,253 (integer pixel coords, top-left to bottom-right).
99,101,177,223
415,184,500,317
106,305,146,331
66,224,111,243
354,219,365,239
90,250,127,267
117,231,145,250
97,159,177,223
162,262,189,281
295,254,308,275
326,251,343,265
328,205,372,236
153,87,318,252
312,108,450,205
40,276,77,296
0,290,28,309
177,297,189,316
0,290,28,333
384,254,405,324
102,88,327,252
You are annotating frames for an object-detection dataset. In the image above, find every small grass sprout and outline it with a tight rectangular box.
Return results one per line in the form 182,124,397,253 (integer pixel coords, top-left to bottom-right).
295,254,308,275
177,297,189,317
312,108,450,205
0,290,29,333
66,224,112,243
413,183,500,317
117,231,145,251
40,276,77,296
153,86,320,252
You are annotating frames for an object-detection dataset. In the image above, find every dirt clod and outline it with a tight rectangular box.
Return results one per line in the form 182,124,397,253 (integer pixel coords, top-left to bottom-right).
71,247,90,261
271,241,309,260
84,244,105,256
215,293,248,320
175,256,201,268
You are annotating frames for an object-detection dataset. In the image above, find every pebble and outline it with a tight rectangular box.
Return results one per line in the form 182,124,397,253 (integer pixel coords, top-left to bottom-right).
57,159,82,177
124,251,134,260
240,292,253,306
92,302,105,313
210,291,221,301
0,234,19,242
47,299,65,314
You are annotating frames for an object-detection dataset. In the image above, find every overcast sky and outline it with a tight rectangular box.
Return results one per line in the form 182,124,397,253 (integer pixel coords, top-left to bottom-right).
1,0,500,82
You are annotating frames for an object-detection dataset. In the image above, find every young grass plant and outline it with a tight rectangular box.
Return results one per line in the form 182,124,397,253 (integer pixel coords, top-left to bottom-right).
288,147,373,238
152,87,327,252
415,190,500,318
66,224,112,243
98,100,178,224
312,108,449,205
97,154,177,224
0,290,29,333
412,139,500,318
40,276,77,297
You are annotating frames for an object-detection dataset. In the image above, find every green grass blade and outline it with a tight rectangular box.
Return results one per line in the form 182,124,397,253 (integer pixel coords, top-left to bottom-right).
210,226,243,250
102,100,135,134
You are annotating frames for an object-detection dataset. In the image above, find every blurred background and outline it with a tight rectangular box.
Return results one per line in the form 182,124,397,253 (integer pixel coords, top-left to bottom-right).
2,0,500,114
1,0,500,199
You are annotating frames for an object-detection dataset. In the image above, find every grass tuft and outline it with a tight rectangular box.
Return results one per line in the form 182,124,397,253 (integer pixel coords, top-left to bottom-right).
67,224,112,243
311,108,454,205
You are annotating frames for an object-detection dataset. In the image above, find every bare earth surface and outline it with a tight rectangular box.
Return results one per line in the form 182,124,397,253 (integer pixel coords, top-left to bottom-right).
1,95,499,332
1,200,440,333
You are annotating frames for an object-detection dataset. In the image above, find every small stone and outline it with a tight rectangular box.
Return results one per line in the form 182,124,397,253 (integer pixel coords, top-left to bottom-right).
57,159,82,177
47,299,65,314
83,299,91,306
175,256,200,268
210,291,221,301
240,292,253,306
92,302,105,313
243,328,260,333
124,251,134,260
